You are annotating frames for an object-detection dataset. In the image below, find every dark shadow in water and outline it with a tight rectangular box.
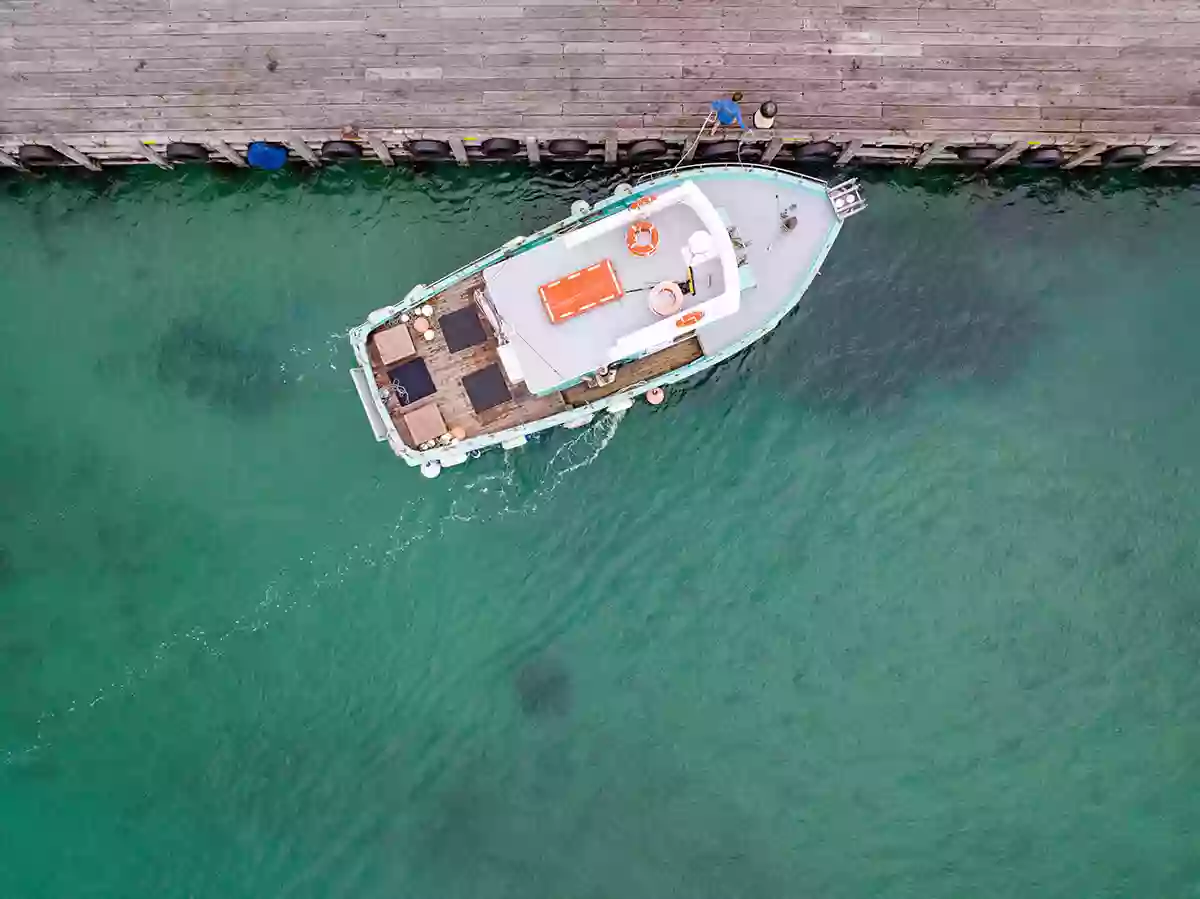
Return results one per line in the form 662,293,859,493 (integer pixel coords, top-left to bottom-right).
763,236,1040,414
14,160,1196,424
413,741,792,899
514,655,572,718
674,166,1077,414
155,315,285,416
768,164,1197,415
0,546,14,589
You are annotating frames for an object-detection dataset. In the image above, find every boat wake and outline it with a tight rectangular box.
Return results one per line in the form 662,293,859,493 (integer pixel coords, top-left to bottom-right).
278,329,354,386
453,408,626,519
2,411,627,770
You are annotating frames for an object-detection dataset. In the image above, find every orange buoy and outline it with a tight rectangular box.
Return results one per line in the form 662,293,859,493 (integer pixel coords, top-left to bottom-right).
675,309,705,328
627,220,659,257
630,194,656,210
645,387,666,405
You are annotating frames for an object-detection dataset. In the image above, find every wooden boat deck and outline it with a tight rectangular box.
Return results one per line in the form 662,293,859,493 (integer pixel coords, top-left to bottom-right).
367,274,566,448
365,266,710,446
563,336,703,406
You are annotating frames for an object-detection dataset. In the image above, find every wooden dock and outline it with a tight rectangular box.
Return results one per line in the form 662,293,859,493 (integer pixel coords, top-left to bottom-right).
3,0,1200,169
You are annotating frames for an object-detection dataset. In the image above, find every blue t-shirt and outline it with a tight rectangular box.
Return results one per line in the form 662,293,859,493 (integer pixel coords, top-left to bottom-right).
711,98,745,128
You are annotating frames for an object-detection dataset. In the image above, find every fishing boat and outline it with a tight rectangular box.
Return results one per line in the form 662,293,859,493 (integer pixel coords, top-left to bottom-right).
348,163,866,477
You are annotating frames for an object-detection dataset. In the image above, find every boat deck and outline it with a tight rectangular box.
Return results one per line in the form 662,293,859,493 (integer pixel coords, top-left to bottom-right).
692,170,840,356
563,336,704,406
367,274,566,448
483,198,717,394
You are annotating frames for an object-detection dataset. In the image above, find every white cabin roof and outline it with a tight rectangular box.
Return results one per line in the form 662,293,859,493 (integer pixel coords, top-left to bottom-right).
482,181,740,394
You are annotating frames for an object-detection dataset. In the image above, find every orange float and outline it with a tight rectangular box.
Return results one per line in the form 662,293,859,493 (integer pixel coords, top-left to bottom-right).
630,194,656,210
627,220,659,257
675,309,705,328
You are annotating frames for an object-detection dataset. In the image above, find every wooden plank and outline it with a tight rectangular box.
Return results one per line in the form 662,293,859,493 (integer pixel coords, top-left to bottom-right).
562,337,703,407
1137,139,1192,170
836,139,863,166
448,135,468,166
0,149,27,171
985,139,1027,169
761,136,785,164
206,137,246,166
680,121,704,162
362,131,394,165
133,139,172,168
525,136,540,164
1062,140,1107,169
913,138,948,167
287,133,320,165
48,138,101,170
604,135,617,163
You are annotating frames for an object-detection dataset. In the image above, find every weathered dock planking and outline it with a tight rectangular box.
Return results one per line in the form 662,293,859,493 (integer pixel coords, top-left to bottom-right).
3,0,1200,169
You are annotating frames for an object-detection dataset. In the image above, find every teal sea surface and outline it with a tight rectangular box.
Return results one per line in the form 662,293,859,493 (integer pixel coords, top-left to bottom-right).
1,164,1199,898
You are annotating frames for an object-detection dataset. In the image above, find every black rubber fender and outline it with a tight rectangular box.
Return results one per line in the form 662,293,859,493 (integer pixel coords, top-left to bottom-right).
320,140,362,162
696,140,742,161
793,140,840,162
407,139,453,159
955,146,1003,166
1100,145,1146,168
627,139,668,161
547,138,591,158
1019,146,1065,168
165,142,210,163
18,144,68,166
480,137,521,158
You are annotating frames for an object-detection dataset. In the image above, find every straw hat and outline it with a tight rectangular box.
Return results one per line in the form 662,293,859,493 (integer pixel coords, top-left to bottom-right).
754,101,778,130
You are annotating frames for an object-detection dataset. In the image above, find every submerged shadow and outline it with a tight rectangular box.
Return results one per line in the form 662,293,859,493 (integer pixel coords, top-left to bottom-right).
411,735,793,899
760,193,1041,413
513,655,572,718
155,315,285,416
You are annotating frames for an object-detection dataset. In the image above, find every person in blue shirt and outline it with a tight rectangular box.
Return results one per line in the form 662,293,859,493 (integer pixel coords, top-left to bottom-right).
710,91,745,134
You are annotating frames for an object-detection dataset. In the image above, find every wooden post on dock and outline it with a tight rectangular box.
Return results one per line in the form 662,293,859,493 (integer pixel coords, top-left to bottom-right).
913,140,947,169
48,139,100,171
836,140,862,167
1063,142,1107,170
207,138,246,167
287,134,319,166
0,149,26,172
1138,140,1192,170
680,136,700,163
604,136,618,164
133,141,172,169
762,137,784,164
525,138,541,165
986,141,1026,171
448,137,469,167
363,133,394,166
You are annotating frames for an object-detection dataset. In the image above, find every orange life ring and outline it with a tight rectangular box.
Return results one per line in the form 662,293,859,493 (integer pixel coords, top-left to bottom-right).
627,220,659,257
630,194,656,210
675,310,705,328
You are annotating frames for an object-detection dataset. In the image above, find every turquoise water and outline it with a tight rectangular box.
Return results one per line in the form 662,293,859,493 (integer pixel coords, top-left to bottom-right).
2,165,1199,898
